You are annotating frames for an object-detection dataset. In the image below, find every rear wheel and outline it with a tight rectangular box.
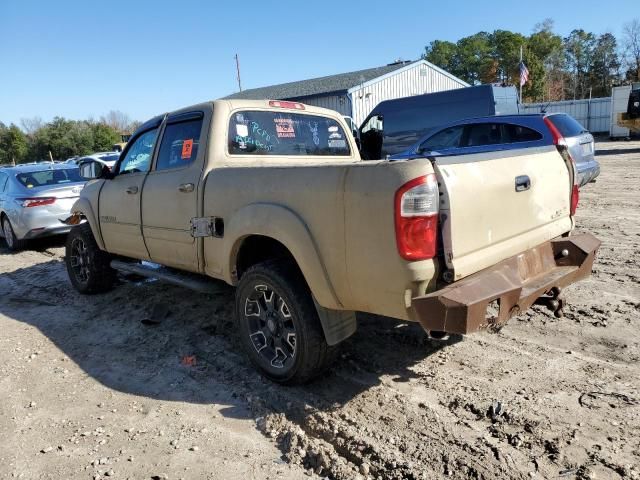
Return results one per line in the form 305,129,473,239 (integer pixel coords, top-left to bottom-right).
2,216,26,251
235,260,334,384
65,223,115,294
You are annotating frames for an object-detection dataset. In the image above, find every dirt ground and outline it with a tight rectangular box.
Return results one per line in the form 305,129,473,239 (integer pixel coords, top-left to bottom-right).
1,140,639,480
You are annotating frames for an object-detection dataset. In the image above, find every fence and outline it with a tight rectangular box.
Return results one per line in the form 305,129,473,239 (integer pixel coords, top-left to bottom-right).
521,97,611,133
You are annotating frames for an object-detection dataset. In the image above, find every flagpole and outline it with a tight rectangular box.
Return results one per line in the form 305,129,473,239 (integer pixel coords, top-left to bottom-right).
519,45,523,104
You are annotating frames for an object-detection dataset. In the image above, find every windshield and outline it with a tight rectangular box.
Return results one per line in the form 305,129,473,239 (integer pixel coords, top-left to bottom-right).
16,168,83,188
98,153,120,162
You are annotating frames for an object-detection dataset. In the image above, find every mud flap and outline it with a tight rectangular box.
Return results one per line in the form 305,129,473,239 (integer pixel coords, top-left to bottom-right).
313,298,357,346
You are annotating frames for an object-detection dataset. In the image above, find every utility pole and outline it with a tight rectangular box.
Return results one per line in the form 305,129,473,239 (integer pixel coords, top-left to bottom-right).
235,54,242,92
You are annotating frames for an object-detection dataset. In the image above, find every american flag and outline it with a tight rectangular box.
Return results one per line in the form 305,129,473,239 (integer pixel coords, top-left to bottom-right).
520,61,529,86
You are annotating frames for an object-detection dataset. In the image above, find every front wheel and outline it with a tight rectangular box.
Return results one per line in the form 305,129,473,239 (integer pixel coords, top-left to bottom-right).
235,260,334,384
65,223,115,294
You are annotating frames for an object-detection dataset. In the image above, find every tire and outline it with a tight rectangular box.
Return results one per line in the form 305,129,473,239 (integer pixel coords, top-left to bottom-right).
2,216,26,251
235,260,335,384
65,223,115,294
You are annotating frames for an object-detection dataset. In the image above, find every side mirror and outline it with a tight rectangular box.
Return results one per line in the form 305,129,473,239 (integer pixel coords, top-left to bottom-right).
79,160,110,180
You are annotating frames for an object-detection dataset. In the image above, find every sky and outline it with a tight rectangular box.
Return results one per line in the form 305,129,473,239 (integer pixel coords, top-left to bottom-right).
0,0,637,126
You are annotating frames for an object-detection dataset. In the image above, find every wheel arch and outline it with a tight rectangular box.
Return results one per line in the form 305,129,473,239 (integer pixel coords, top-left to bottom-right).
224,203,341,310
70,198,105,250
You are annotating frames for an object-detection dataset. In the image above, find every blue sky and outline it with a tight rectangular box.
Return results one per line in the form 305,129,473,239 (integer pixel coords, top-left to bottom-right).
0,0,636,126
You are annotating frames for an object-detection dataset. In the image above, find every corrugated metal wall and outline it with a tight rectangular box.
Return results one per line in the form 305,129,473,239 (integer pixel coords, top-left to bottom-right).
521,97,611,133
349,62,467,126
293,94,351,117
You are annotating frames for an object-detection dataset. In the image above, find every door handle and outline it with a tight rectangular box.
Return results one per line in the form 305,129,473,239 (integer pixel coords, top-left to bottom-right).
515,175,531,192
178,183,195,193
126,186,138,194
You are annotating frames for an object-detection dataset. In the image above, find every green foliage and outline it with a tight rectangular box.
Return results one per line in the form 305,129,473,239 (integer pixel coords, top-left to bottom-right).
0,117,125,164
423,19,625,102
0,124,28,164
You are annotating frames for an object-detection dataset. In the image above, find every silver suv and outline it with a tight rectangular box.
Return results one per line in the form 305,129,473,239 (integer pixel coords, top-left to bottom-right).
544,113,599,187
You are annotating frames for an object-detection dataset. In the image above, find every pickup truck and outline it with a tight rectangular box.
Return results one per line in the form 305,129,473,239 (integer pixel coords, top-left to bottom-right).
65,99,600,384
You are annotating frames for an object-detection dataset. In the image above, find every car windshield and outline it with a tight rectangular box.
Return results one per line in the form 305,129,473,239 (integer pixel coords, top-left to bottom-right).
16,168,83,188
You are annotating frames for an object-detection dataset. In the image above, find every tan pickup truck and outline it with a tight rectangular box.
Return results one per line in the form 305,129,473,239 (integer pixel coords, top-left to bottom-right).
65,99,600,383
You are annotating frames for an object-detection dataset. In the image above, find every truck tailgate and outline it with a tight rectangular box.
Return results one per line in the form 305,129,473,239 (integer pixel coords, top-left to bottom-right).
434,145,573,281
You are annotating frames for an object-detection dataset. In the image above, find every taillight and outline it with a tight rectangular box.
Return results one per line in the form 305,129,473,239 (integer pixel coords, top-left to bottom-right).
394,174,439,260
571,184,579,216
19,197,56,208
268,100,305,110
545,116,579,216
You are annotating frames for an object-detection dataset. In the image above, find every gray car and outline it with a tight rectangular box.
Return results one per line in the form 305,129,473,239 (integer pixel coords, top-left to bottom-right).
544,113,600,187
0,163,85,250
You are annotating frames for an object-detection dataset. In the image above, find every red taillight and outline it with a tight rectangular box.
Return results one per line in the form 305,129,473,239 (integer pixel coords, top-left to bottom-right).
20,197,56,208
394,174,439,261
545,117,579,216
570,184,579,216
268,100,305,110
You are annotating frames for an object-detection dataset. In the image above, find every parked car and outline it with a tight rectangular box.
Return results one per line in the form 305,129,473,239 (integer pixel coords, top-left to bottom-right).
358,84,519,159
0,163,85,250
65,99,599,384
390,113,600,187
75,152,121,171
544,113,599,187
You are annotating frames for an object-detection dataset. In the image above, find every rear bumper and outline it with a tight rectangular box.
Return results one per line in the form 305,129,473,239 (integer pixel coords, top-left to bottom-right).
577,160,601,186
411,233,601,334
23,224,72,239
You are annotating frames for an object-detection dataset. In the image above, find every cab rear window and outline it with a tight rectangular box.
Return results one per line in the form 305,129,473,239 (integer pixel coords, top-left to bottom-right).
228,111,350,156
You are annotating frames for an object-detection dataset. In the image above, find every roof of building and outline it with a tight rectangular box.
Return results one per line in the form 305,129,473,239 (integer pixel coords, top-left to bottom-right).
223,61,417,101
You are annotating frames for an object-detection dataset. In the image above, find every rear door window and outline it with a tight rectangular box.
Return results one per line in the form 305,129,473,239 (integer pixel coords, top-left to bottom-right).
503,124,543,143
464,123,503,147
156,117,203,171
228,111,350,156
546,114,586,137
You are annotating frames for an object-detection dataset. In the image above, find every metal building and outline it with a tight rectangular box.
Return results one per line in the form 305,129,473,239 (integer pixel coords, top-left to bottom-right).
224,59,469,127
521,97,611,133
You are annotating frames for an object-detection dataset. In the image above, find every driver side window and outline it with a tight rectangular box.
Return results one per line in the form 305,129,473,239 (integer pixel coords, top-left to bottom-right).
117,128,159,175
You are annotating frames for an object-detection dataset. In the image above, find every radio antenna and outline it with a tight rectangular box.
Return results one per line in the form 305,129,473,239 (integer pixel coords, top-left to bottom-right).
235,54,242,92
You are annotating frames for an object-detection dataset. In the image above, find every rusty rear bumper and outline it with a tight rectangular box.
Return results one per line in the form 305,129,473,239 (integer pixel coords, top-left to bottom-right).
412,233,601,334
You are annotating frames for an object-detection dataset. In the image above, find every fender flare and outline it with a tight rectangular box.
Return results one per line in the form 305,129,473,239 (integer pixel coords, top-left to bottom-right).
223,203,342,310
70,198,105,250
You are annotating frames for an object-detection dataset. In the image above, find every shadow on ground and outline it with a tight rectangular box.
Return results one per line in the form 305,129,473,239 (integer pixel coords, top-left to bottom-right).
0,242,460,430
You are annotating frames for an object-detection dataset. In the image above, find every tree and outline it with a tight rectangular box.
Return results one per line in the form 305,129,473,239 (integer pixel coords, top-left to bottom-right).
564,29,597,99
622,19,640,81
91,122,120,151
589,33,621,97
20,116,43,135
489,30,527,85
0,124,28,164
528,19,565,100
423,40,458,74
455,32,494,85
100,110,133,133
